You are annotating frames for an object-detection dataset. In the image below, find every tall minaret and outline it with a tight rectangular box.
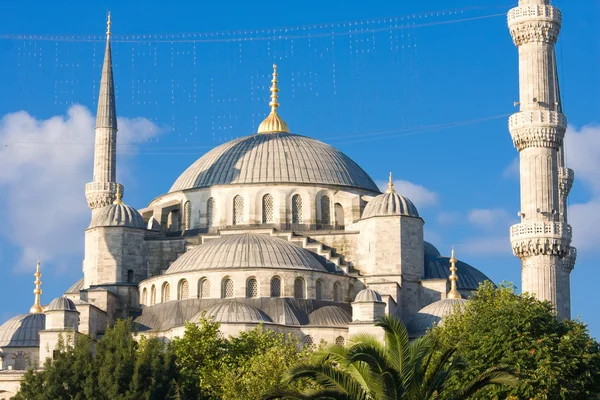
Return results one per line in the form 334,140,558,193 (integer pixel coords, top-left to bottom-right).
508,0,576,319
85,13,122,210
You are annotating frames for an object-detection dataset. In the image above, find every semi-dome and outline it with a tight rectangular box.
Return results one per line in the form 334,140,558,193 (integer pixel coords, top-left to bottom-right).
89,202,145,229
0,313,46,347
308,306,351,327
166,233,329,274
65,278,84,294
423,252,491,291
407,298,467,337
168,132,379,193
46,297,77,312
192,301,272,324
354,288,383,303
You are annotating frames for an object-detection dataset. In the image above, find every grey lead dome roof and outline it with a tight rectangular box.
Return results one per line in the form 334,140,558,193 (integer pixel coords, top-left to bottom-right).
0,313,46,347
193,301,272,324
46,297,77,312
308,306,351,327
354,288,383,303
89,203,145,229
167,233,329,274
362,192,419,219
408,298,467,337
169,132,380,193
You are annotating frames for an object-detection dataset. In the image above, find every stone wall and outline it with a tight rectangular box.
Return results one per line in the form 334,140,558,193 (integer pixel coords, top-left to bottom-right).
146,238,186,276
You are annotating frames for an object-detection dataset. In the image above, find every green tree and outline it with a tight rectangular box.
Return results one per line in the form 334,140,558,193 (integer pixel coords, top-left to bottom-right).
432,282,600,400
128,336,179,400
267,315,516,400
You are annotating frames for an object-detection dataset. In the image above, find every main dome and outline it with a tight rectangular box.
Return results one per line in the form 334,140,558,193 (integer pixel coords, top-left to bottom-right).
169,132,380,193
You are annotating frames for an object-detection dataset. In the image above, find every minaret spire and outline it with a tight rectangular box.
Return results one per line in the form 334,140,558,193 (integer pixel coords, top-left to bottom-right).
85,13,122,210
30,258,43,314
257,64,289,134
447,248,461,299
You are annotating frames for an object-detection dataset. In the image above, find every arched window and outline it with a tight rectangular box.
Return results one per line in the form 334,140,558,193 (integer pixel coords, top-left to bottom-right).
315,279,323,300
347,284,355,302
222,278,234,298
13,354,26,371
333,282,341,302
162,282,171,303
233,195,245,225
262,194,274,223
334,203,344,227
320,195,331,225
303,335,314,347
150,285,156,305
183,201,191,230
335,336,345,346
294,277,305,299
247,278,258,298
127,270,134,283
199,278,210,299
142,288,148,305
167,209,180,232
270,276,282,297
178,279,189,300
207,198,216,227
292,194,303,224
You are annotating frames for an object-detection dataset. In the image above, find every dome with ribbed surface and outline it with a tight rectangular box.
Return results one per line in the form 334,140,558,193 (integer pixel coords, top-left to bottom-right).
354,288,383,303
424,241,441,258
169,133,379,193
192,301,272,324
423,252,491,291
362,192,419,219
166,233,328,274
89,203,145,229
407,298,467,338
65,278,84,294
0,313,46,347
46,297,77,312
308,306,351,327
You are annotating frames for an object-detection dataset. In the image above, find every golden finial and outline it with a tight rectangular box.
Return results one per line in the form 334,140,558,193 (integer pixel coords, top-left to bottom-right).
257,64,289,134
106,12,111,40
447,247,462,299
114,185,123,205
385,172,396,194
30,257,43,314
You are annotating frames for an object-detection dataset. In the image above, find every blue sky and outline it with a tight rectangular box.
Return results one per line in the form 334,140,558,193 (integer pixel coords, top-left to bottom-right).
0,0,598,336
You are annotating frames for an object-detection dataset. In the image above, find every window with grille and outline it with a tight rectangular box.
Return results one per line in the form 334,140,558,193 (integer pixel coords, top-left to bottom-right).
292,194,303,223
315,280,323,300
199,279,210,299
207,198,215,227
233,195,245,225
270,276,282,297
142,288,148,305
335,336,345,346
247,278,258,298
162,283,171,303
183,201,191,230
150,285,156,305
262,194,274,223
178,280,189,300
303,335,314,346
320,195,331,224
294,277,305,299
333,282,340,302
14,354,26,371
223,278,234,298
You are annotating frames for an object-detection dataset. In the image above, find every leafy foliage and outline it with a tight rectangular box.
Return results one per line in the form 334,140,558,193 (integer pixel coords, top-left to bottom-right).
432,282,600,400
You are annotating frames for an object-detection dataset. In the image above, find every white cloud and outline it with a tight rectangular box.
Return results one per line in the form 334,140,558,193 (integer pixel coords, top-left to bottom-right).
467,208,513,230
376,179,438,208
0,105,163,273
436,211,461,226
502,157,519,179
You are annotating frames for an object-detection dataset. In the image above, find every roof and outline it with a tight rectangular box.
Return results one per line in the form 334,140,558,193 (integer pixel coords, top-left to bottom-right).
354,288,383,303
168,132,380,193
423,243,491,291
96,39,117,129
0,313,46,348
89,203,145,229
407,298,467,338
308,306,351,327
166,233,329,274
362,192,419,219
193,301,272,324
46,297,77,312
65,278,84,294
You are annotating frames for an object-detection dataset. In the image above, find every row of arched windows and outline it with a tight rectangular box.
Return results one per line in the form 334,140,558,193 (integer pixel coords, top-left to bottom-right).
302,335,345,347
141,277,346,305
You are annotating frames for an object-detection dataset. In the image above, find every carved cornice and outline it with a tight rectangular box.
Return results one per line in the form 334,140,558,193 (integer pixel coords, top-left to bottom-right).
85,182,122,210
559,167,575,196
508,5,561,46
509,111,566,150
510,222,572,258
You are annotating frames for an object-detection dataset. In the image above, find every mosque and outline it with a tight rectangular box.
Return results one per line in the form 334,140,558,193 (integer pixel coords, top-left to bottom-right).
0,0,575,397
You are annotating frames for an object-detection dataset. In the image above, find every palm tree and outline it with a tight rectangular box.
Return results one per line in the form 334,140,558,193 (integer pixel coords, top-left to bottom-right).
265,315,516,400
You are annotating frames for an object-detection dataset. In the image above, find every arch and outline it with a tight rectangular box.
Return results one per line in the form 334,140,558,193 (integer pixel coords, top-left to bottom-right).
303,335,314,346
198,278,210,299
150,285,157,305
222,277,234,298
333,282,341,302
320,195,331,225
247,277,258,298
294,277,306,299
207,197,216,227
315,279,324,300
347,284,355,302
167,209,180,232
233,195,245,225
335,336,345,346
270,276,282,297
127,270,134,283
262,194,274,223
292,194,303,224
178,279,189,300
334,203,344,227
161,282,171,303
183,201,191,230
141,288,148,305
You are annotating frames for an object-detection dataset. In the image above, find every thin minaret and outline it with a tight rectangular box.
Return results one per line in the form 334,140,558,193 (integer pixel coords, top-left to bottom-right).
508,0,575,319
30,258,43,314
257,64,289,134
447,248,461,299
85,12,122,210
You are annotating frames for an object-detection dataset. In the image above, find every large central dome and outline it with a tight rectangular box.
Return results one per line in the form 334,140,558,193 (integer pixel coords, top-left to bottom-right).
169,132,380,193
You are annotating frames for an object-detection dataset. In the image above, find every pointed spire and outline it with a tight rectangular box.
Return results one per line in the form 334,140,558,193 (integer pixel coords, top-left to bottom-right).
96,12,117,130
257,64,289,134
385,172,396,194
447,247,462,299
113,184,123,205
30,257,43,314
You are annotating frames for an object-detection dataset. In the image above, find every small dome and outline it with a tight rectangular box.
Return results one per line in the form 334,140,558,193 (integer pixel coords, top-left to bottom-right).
65,278,84,294
167,233,329,274
354,288,383,303
0,313,46,347
89,203,145,229
407,298,467,338
423,252,491,291
362,192,419,219
46,297,77,312
308,306,351,327
192,301,272,324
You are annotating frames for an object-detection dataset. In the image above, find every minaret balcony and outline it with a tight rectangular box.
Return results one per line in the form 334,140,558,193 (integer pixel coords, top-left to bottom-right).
509,110,566,150
559,167,575,196
508,5,561,46
508,4,562,26
510,221,572,258
510,221,571,242
85,182,123,209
